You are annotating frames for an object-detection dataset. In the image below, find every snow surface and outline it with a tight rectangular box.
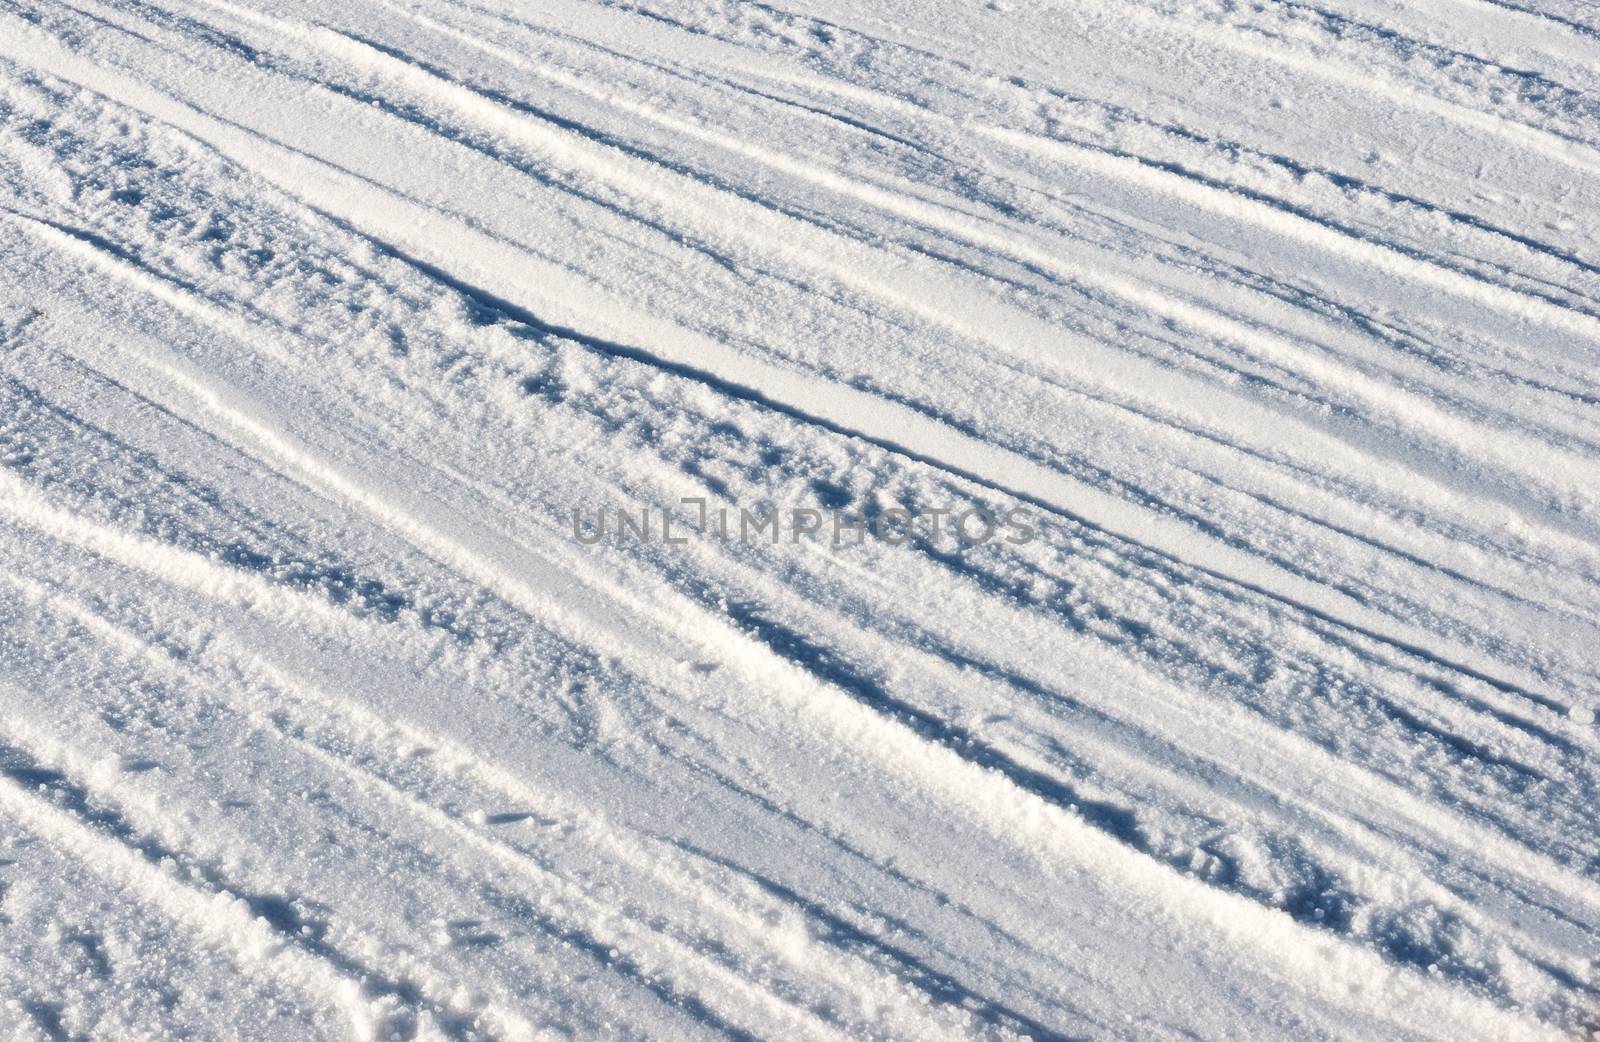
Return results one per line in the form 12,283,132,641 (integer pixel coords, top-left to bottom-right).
0,0,1597,1038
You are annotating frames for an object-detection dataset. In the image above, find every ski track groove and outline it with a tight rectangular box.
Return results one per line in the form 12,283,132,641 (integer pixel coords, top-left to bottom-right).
1,154,1574,721
0,431,1582,1042
0,562,1087,1042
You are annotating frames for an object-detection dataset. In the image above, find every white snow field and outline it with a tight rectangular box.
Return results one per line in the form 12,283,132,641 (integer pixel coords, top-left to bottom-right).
0,0,1597,1038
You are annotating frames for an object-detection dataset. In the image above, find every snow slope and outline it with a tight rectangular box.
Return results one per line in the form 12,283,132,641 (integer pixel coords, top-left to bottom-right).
0,0,1597,1038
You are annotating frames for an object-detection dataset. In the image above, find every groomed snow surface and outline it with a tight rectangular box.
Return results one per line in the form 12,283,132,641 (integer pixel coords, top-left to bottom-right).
0,0,1597,1038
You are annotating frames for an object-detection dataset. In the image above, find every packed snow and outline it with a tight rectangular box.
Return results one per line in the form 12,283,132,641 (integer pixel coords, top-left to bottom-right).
0,0,1597,1038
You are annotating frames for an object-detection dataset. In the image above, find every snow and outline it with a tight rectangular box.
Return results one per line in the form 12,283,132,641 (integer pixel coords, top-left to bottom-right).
0,0,1597,1039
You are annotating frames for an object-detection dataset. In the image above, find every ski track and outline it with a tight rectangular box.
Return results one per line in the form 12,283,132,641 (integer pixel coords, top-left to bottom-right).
0,0,1597,1039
